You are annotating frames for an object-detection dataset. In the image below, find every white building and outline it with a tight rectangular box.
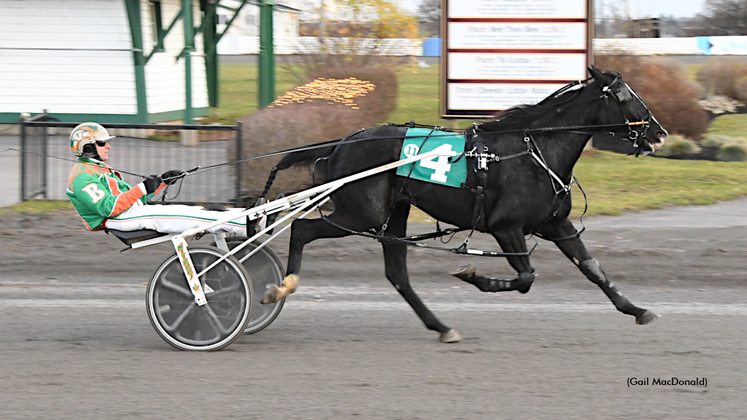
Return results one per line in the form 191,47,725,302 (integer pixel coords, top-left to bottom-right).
0,0,258,124
216,0,301,55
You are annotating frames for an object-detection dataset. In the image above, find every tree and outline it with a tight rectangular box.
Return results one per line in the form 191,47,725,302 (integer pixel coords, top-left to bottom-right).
686,0,747,36
334,0,418,39
417,0,441,37
286,0,418,79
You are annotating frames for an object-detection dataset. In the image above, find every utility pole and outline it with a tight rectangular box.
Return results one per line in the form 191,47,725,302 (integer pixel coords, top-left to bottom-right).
183,0,194,124
319,0,326,64
259,0,276,108
320,0,325,42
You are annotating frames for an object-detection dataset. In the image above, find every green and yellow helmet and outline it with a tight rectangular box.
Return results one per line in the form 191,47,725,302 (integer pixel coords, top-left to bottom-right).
69,122,115,157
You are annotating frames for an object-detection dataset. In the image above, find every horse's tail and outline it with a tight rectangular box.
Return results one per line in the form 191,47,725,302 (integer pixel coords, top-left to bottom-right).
260,128,375,199
275,144,337,171
257,143,337,201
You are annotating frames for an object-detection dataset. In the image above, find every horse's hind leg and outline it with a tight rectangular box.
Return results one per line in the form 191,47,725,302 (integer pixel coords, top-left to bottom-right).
540,218,657,325
451,228,536,294
383,202,462,343
261,216,349,304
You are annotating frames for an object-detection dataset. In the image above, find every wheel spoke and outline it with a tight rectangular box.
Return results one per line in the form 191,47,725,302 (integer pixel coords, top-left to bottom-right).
203,303,230,335
206,282,242,297
159,278,193,298
193,253,213,271
162,301,196,333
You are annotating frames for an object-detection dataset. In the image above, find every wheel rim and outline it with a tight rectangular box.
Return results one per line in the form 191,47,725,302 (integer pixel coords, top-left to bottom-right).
225,239,285,334
148,247,252,351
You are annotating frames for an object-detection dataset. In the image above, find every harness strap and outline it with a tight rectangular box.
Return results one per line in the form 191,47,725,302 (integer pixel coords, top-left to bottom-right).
405,227,464,241
471,184,485,229
529,151,570,193
319,212,535,257
523,132,572,195
468,139,489,231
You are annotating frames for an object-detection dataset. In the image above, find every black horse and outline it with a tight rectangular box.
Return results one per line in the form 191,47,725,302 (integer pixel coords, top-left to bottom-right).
260,66,668,343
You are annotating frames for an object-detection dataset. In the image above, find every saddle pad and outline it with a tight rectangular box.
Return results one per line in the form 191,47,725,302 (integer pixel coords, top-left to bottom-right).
396,128,467,188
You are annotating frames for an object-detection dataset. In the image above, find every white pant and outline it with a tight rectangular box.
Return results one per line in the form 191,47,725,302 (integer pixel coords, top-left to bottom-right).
104,204,246,236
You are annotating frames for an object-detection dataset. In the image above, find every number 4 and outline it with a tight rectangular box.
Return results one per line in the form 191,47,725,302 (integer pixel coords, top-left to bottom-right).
419,144,453,183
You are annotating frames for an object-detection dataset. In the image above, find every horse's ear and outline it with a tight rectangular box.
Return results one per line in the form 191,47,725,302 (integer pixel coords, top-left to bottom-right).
588,65,604,81
588,65,615,86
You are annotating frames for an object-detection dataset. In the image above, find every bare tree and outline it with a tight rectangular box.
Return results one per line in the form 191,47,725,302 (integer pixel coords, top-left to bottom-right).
417,0,440,37
686,0,747,36
280,0,419,83
595,0,632,38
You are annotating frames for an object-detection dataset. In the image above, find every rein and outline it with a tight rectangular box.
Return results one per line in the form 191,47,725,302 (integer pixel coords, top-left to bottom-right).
1,118,650,187
2,148,151,179
190,117,650,177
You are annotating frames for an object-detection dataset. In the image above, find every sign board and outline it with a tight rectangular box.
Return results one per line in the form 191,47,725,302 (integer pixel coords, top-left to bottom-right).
442,0,593,118
697,36,747,55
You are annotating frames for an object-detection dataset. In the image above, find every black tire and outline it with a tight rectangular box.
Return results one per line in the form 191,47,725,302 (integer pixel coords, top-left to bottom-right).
146,246,253,351
220,238,285,335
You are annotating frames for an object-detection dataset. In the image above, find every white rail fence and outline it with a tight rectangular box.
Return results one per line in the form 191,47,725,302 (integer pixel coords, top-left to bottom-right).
218,36,747,57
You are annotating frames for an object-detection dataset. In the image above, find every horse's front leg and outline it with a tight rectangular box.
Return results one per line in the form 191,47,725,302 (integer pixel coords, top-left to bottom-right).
539,218,658,325
383,203,462,343
451,228,536,294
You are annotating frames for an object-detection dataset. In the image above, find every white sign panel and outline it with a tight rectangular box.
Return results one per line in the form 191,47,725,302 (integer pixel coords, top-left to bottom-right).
448,53,587,80
448,22,588,50
448,83,568,110
703,36,747,55
448,0,586,19
442,0,592,118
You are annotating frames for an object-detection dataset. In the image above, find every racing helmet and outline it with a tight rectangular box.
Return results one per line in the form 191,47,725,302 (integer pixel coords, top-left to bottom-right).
69,122,115,157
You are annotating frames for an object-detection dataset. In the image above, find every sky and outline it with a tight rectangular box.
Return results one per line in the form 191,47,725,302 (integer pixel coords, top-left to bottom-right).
395,0,709,19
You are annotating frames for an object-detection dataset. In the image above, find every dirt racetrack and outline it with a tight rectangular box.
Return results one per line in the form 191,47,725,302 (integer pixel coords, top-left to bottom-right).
1,206,746,418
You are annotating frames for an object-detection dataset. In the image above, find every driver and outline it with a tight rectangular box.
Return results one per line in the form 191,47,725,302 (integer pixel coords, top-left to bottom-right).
66,122,247,235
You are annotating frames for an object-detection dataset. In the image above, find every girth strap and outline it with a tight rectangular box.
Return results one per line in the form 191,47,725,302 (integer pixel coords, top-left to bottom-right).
465,139,489,232
319,211,535,257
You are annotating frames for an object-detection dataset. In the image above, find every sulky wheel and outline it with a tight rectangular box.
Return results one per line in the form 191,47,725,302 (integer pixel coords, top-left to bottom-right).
146,246,253,351
220,238,285,335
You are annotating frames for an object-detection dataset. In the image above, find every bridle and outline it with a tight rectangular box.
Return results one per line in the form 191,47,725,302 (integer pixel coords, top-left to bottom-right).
600,73,655,155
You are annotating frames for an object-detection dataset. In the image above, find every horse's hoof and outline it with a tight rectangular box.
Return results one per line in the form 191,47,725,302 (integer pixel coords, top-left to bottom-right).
261,285,281,304
282,274,300,294
450,265,475,281
439,329,462,343
636,310,659,325
514,280,532,294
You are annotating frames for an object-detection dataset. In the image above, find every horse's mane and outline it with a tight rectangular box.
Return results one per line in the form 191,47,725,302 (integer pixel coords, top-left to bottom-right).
477,83,588,132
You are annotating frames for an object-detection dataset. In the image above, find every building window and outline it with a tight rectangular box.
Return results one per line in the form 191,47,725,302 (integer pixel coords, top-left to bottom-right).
150,0,164,52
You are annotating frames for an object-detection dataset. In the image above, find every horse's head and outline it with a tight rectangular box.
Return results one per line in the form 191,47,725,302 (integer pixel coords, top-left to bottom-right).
588,65,667,155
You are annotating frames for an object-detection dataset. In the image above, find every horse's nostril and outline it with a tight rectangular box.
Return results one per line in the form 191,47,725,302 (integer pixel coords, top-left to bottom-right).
657,131,667,140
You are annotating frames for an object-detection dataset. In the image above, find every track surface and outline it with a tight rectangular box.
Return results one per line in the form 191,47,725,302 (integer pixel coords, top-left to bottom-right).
1,205,746,419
